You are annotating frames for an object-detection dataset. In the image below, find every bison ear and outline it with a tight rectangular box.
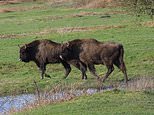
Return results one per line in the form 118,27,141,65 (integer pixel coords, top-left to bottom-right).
61,42,69,48
21,44,27,49
18,44,28,50
18,44,26,49
24,44,27,49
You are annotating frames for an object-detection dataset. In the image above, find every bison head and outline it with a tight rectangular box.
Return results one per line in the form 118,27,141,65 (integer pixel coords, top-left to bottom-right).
60,42,72,61
19,44,31,62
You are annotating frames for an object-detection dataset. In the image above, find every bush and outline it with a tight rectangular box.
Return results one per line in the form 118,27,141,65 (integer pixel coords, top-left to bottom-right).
120,0,154,18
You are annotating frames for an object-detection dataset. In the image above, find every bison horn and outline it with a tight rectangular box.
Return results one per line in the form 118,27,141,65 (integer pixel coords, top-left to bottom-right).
18,44,22,48
18,44,27,49
66,42,69,47
24,44,27,49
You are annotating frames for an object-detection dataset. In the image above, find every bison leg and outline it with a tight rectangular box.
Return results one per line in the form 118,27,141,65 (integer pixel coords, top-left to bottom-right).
120,62,128,83
40,66,51,79
39,64,46,79
70,61,87,79
88,64,100,80
45,73,51,78
102,65,114,82
79,62,87,80
61,61,71,78
114,60,128,83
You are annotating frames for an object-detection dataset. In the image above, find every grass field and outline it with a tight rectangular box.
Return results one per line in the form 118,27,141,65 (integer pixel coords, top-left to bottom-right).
0,0,154,114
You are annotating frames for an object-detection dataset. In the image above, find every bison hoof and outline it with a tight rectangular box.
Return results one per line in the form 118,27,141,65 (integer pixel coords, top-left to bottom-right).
82,78,87,80
45,74,51,79
63,76,67,79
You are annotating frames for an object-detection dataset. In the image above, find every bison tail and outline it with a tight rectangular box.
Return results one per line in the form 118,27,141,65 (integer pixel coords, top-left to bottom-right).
117,44,126,71
119,44,124,64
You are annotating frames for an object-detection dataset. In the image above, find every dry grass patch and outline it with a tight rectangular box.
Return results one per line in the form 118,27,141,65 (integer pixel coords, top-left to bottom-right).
0,25,126,39
73,0,122,8
0,5,45,13
56,25,126,33
0,0,37,5
0,9,14,13
0,0,45,13
126,77,154,91
114,77,154,92
80,0,112,8
0,0,23,5
143,21,154,27
48,0,122,8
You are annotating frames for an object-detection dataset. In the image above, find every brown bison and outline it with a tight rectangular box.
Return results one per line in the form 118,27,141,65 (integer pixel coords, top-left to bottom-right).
60,39,128,83
19,39,72,79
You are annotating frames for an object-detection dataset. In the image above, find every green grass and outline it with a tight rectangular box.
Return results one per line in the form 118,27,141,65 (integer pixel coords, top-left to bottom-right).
14,91,154,115
0,1,154,97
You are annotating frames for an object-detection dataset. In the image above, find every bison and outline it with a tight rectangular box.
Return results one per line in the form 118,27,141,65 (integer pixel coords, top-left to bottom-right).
60,39,128,83
19,39,73,79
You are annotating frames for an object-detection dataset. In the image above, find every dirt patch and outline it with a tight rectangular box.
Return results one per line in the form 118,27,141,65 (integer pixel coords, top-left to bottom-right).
0,0,45,13
48,0,121,8
0,9,14,13
0,0,36,5
0,25,126,39
80,0,113,8
56,25,126,33
0,5,45,13
143,21,154,27
0,0,22,5
73,0,122,8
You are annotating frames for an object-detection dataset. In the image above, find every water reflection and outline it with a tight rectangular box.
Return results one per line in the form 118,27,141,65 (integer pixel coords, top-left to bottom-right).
0,94,35,114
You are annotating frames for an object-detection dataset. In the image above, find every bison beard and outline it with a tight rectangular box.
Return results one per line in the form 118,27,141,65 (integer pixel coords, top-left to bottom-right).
19,39,72,79
60,39,128,83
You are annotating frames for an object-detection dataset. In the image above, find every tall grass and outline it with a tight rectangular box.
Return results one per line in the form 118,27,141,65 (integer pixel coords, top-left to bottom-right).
126,77,154,91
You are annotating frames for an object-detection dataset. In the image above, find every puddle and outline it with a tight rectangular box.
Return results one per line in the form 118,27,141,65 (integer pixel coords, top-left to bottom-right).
0,94,35,114
0,86,114,114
